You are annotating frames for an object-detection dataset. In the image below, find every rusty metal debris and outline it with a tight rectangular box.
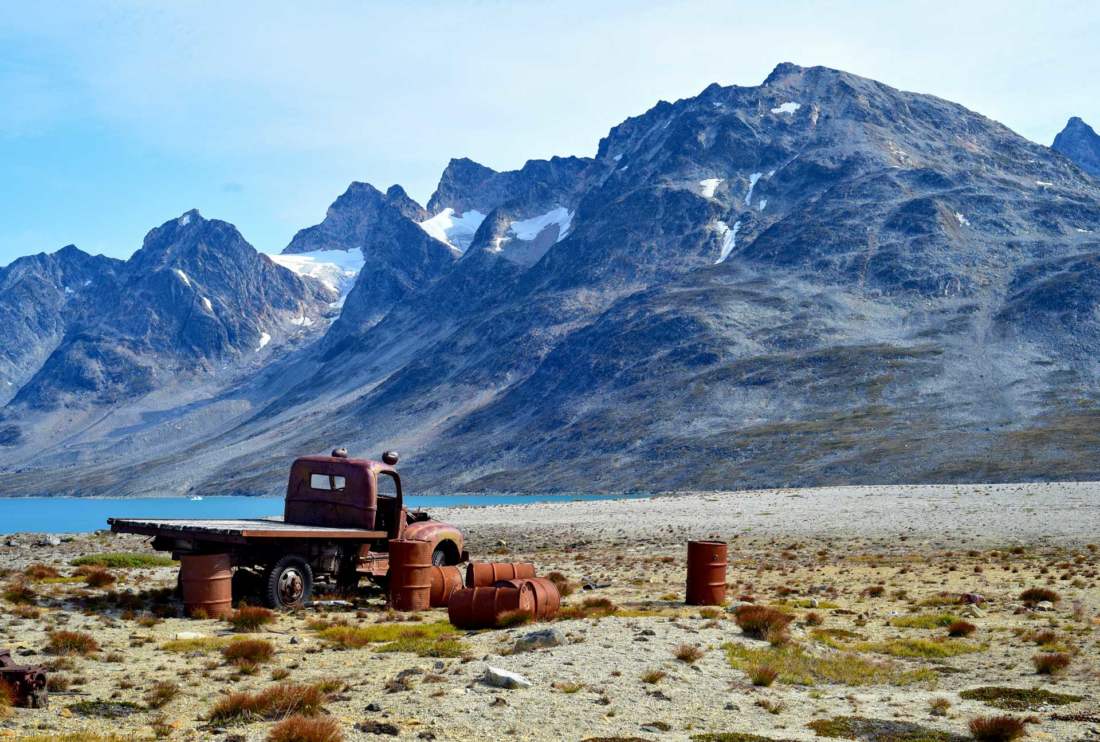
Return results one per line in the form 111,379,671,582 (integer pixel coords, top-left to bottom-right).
448,584,535,629
0,649,48,709
465,561,536,587
179,553,234,618
494,577,560,620
388,538,432,611
428,565,463,607
686,540,727,605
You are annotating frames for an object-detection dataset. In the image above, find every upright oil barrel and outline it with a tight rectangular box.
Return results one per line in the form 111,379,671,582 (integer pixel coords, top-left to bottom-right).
448,584,535,629
494,577,561,620
428,565,463,608
389,539,433,611
686,540,728,605
179,553,233,618
465,561,537,587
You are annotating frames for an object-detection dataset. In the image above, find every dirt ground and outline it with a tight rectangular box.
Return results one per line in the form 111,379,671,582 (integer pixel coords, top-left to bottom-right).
0,483,1098,741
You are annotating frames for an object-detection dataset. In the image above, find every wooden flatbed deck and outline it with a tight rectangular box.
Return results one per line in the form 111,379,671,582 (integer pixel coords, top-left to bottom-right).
108,517,387,543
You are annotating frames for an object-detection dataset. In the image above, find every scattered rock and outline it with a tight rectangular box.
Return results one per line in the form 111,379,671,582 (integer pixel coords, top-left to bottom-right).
173,632,205,641
357,720,400,736
484,666,532,689
513,628,565,653
1035,600,1055,612
365,702,382,712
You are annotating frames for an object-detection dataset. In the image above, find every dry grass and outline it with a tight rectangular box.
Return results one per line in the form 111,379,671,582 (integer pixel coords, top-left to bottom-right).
227,606,276,632
733,605,793,639
641,669,667,684
748,665,778,687
1032,652,1071,674
723,642,935,687
559,596,618,620
78,567,117,588
2,580,36,605
222,639,275,667
46,631,99,656
968,715,1027,741
23,563,61,580
946,620,977,637
495,609,533,628
208,682,330,723
545,570,576,597
673,643,705,663
1019,587,1060,605
267,715,344,742
143,681,180,710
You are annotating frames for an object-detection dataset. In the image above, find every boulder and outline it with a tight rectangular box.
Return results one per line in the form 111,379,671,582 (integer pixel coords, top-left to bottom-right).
484,666,532,689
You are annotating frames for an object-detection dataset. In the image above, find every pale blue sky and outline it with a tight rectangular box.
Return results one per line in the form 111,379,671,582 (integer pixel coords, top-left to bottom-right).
2,1,1098,266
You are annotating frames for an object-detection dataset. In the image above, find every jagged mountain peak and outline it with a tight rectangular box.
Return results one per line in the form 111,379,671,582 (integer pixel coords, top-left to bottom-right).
1053,116,1100,177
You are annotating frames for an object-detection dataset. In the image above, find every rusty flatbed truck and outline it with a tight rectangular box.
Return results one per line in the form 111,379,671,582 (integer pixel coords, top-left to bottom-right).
108,450,466,609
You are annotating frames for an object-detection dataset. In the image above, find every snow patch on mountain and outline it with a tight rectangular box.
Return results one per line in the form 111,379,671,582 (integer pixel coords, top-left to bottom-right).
699,178,723,199
201,296,213,312
173,269,192,288
771,101,801,114
268,249,364,297
713,220,740,264
745,173,763,205
509,207,573,241
257,332,271,351
418,208,485,252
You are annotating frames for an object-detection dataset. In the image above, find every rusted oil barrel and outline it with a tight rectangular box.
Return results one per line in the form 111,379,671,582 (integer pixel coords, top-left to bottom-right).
179,553,233,618
448,584,535,629
389,539,433,611
465,561,537,587
428,565,463,608
686,540,728,605
494,577,561,620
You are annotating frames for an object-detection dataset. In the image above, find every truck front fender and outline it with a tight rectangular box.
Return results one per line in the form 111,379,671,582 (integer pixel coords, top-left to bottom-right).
403,521,466,565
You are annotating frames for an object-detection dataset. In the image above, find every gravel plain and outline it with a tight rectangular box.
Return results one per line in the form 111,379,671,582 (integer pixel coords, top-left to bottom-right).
0,482,1098,741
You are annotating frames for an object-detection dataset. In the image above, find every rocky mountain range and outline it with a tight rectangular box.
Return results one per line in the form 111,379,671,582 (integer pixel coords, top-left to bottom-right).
3,63,1100,496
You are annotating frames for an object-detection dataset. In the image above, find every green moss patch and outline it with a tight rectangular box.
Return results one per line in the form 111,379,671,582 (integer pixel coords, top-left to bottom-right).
67,700,142,719
806,716,967,741
723,642,935,687
71,553,176,569
959,686,1085,710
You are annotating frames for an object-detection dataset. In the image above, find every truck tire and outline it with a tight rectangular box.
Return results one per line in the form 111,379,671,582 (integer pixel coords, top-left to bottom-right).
263,556,313,610
432,546,447,566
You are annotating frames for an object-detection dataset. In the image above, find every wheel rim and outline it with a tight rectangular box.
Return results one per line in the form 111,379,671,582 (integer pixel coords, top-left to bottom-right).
278,567,306,605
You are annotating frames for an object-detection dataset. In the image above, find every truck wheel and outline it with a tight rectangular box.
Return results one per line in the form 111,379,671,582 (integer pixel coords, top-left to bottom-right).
432,547,447,566
263,556,313,610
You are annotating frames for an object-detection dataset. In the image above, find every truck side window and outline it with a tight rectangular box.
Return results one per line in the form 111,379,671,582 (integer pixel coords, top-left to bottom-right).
309,473,346,491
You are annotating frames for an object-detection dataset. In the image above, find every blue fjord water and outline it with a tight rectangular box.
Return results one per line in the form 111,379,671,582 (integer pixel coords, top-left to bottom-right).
0,492,653,534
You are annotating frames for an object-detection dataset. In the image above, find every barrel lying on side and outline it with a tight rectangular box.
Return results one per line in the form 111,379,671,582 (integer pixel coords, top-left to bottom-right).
428,565,463,607
448,584,535,629
179,553,234,619
494,577,561,620
685,540,728,606
389,538,432,611
465,561,537,587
